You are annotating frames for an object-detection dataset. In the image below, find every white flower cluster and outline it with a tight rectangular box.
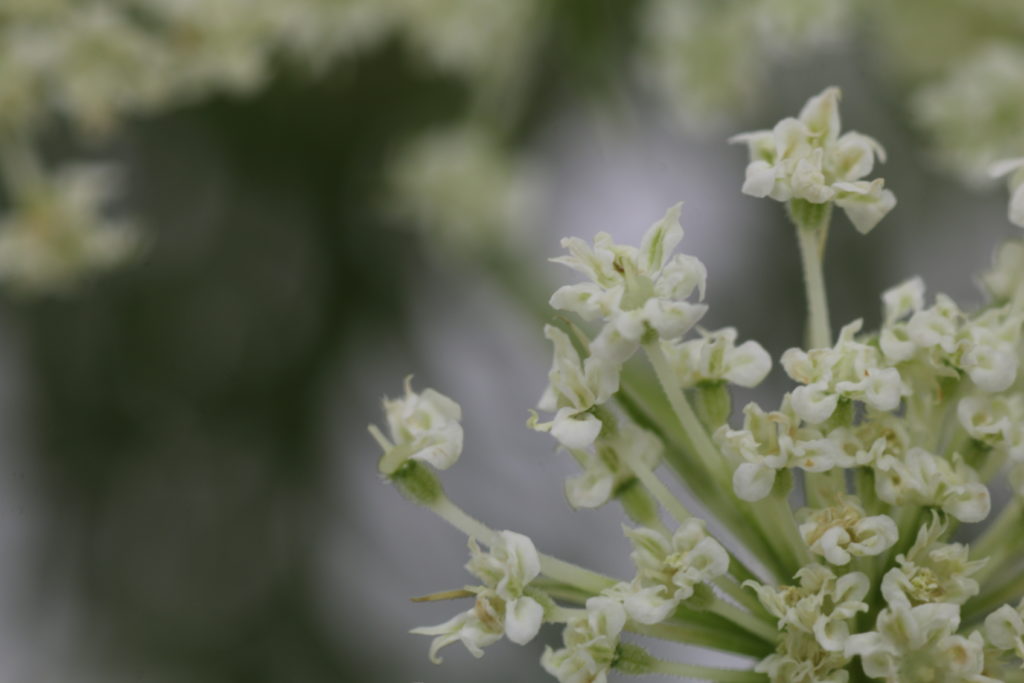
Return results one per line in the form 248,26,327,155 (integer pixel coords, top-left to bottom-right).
0,0,544,292
661,326,772,389
0,163,137,294
531,324,618,450
846,603,994,683
611,519,729,624
368,378,463,477
797,495,897,566
548,203,708,368
540,597,625,683
959,394,1024,496
637,0,849,127
719,397,851,502
880,515,984,609
731,87,896,234
562,419,662,510
412,531,545,662
533,204,712,452
747,565,869,679
782,319,907,424
878,277,1024,393
912,43,1024,183
387,125,540,254
374,85,1024,683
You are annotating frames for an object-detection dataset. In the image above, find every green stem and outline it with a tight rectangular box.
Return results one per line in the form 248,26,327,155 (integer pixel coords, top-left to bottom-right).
964,566,1024,624
715,575,771,616
430,497,498,545
755,488,811,574
646,658,766,682
791,201,838,517
708,597,778,643
790,200,833,350
643,341,732,487
970,499,1023,585
626,621,768,658
627,456,778,589
537,553,617,595
972,498,1022,560
616,376,786,582
429,497,616,595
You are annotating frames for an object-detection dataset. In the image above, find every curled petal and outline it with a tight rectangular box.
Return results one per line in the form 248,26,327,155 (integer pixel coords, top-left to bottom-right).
505,596,544,645
733,462,776,501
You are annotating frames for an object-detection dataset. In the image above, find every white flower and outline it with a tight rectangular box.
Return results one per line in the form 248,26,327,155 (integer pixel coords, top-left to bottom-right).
563,420,662,509
395,0,539,84
531,325,618,450
388,124,539,252
912,43,1024,183
981,239,1024,303
782,319,908,424
731,86,896,233
904,293,963,358
882,277,926,325
0,163,137,294
756,630,851,683
798,496,898,566
883,281,1024,390
990,157,1024,228
958,306,1024,392
618,519,729,623
845,603,994,683
369,377,463,476
873,448,990,523
412,531,544,662
746,564,868,652
411,595,504,664
985,599,1024,661
661,326,772,388
549,203,708,367
465,531,544,644
957,394,1024,460
541,596,626,683
879,277,926,362
718,397,849,501
880,514,985,608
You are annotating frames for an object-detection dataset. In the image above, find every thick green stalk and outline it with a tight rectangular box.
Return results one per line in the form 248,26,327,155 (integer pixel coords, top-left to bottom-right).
626,621,769,659
789,200,833,350
646,658,767,682
707,597,778,643
643,341,733,487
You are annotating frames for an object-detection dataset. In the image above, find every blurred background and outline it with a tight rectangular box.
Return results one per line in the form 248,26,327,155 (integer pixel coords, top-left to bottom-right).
1,1,1023,681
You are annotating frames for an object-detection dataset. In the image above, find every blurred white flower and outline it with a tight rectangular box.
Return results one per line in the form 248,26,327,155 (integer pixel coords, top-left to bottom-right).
389,125,540,254
0,163,137,294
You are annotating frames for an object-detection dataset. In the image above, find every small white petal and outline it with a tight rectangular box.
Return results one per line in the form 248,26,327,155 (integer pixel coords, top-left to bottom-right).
733,462,776,501
505,596,544,645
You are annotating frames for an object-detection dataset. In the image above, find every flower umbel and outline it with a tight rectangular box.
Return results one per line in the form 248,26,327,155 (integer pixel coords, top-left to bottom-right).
731,86,896,234
374,85,1024,683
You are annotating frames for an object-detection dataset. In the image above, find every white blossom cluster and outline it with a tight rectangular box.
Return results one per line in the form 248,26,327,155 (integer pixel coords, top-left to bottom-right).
912,44,1024,184
371,86,1024,683
637,0,850,127
0,0,542,292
